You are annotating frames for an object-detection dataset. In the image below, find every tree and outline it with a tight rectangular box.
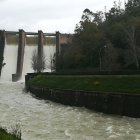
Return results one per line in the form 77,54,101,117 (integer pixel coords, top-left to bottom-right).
31,49,46,72
122,17,140,69
46,53,56,72
102,44,121,71
105,1,124,22
125,0,140,16
57,0,140,71
74,9,105,68
93,11,104,25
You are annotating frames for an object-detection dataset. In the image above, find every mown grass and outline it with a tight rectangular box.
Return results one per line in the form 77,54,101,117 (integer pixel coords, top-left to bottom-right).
28,75,140,93
0,128,21,140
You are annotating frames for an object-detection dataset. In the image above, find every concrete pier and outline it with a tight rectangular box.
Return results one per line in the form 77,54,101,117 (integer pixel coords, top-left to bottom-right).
0,30,5,76
56,31,60,70
37,30,44,72
56,31,60,55
38,30,44,60
12,29,25,81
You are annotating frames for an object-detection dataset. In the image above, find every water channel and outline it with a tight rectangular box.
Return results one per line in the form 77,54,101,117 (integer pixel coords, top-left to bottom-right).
0,82,140,140
0,45,140,140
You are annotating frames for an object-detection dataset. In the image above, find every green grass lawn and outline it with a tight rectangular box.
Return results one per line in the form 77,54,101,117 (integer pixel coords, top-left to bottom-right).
27,75,140,93
0,128,21,140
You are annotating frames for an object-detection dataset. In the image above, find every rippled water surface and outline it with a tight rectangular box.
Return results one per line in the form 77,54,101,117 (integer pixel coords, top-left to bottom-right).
0,82,140,140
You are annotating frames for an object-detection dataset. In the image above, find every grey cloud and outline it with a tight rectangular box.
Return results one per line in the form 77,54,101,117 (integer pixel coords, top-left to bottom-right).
0,0,116,33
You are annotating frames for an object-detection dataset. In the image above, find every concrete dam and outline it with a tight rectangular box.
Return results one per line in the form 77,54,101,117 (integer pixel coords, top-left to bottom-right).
0,29,62,81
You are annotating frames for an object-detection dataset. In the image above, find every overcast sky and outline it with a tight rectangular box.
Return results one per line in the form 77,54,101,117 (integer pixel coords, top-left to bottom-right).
0,0,125,33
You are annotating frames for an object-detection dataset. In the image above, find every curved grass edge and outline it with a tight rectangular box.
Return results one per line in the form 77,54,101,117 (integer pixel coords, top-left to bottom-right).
26,74,140,94
25,74,140,118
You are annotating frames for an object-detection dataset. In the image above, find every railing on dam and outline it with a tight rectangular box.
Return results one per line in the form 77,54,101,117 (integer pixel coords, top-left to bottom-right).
0,29,61,82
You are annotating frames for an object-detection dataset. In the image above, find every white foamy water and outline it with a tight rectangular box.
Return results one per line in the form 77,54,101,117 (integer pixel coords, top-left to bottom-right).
1,44,55,81
0,45,18,81
1,44,140,140
0,82,140,140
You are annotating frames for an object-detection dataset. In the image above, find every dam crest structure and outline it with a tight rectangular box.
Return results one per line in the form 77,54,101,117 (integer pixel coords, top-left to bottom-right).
0,29,61,82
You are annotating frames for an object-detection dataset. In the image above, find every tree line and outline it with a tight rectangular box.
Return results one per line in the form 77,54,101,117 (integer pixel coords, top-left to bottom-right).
57,0,140,71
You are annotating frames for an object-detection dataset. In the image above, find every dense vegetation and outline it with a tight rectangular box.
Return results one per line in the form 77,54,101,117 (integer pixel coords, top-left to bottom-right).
57,0,140,71
0,127,21,140
28,75,140,93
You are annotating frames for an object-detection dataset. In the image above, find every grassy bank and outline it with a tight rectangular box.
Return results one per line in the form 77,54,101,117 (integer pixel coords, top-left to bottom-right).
0,128,21,140
27,75,140,94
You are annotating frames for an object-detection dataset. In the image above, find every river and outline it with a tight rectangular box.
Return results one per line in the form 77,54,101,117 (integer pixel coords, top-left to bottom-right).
0,82,140,140
0,44,140,140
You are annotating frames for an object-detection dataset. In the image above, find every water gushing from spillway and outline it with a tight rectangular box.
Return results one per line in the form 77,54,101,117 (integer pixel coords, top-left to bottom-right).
1,43,56,81
0,44,18,82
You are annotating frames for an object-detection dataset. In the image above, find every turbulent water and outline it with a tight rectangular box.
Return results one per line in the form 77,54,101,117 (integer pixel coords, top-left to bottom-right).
0,44,140,139
0,82,140,140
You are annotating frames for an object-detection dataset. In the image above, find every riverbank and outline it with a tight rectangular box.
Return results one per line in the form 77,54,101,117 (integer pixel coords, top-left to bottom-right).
0,127,21,140
26,74,140,118
27,75,140,93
